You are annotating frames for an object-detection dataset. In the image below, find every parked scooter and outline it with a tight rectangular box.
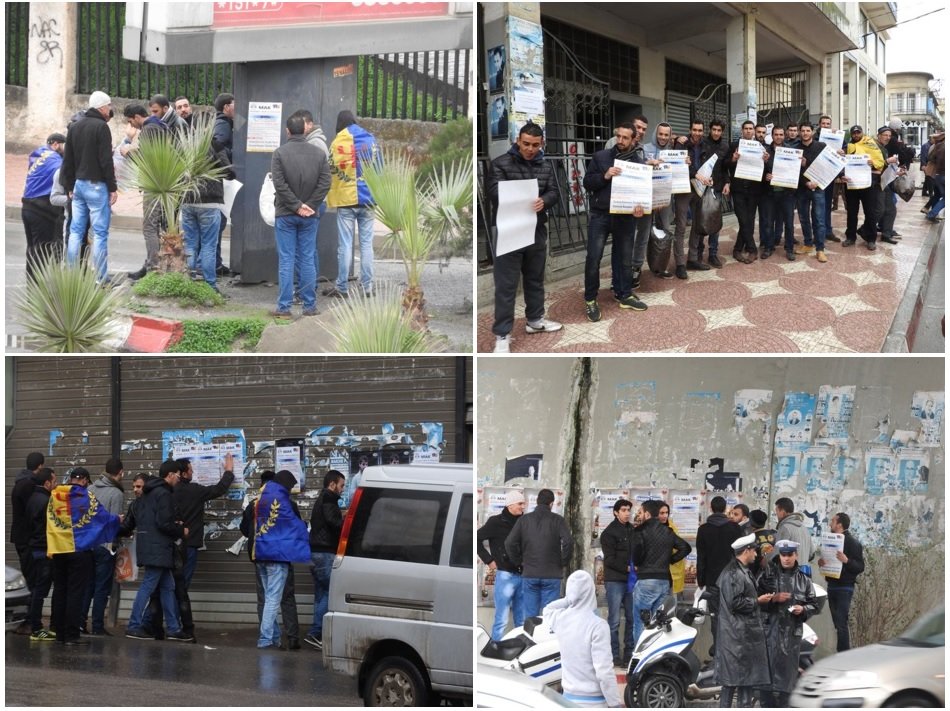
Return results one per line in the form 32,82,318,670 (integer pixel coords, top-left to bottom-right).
476,617,562,689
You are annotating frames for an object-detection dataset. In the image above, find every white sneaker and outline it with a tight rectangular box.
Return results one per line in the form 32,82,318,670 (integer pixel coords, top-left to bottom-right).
493,335,510,353
525,318,563,334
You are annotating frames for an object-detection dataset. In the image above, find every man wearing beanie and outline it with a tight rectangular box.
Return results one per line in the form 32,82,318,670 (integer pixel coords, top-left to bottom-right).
61,90,117,284
477,489,526,639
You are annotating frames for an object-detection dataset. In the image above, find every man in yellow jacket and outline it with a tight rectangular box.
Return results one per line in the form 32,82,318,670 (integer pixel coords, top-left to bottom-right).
842,125,886,250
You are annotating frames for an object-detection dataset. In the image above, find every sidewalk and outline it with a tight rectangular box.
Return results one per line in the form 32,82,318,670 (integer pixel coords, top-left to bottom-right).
477,195,944,353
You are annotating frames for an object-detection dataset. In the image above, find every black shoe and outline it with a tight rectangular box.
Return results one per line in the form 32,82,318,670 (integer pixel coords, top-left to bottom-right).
653,270,674,279
708,255,723,269
892,231,902,237
64,639,90,646
881,236,898,244
167,631,195,643
631,268,641,290
867,241,877,251
617,294,648,311
675,265,688,280
216,266,233,277
686,260,711,271
843,239,856,247
826,233,842,242
786,251,796,261
90,629,112,637
584,300,602,323
761,248,773,259
128,267,147,281
288,637,301,651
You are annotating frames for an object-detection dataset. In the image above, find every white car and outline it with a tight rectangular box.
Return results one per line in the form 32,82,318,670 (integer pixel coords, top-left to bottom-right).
791,605,944,708
6,565,30,631
477,664,578,708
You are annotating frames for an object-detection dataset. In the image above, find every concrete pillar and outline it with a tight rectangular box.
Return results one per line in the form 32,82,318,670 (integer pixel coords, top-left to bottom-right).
828,54,843,127
27,2,77,146
726,13,756,122
806,64,823,124
845,59,858,129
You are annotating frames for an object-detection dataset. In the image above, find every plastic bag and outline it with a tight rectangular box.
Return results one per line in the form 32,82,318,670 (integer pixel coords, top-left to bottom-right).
647,225,673,273
698,189,723,235
893,173,916,202
259,172,276,226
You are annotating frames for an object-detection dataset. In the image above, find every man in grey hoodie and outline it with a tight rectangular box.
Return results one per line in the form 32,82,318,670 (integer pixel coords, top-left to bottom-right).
772,497,815,575
81,458,125,634
643,122,681,279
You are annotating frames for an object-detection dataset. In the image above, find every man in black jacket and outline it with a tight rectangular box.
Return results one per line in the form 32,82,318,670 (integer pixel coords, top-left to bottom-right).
477,489,527,640
271,114,331,319
582,122,648,323
304,469,345,650
818,512,865,651
505,488,573,617
25,469,56,641
696,495,742,655
632,499,690,645
11,452,46,601
211,92,236,276
685,120,730,269
487,123,562,353
125,461,192,642
722,120,768,263
794,123,829,263
174,454,235,590
122,104,168,281
62,90,117,284
600,498,635,665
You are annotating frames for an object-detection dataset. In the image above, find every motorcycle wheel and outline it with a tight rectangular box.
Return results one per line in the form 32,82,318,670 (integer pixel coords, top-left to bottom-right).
636,674,684,708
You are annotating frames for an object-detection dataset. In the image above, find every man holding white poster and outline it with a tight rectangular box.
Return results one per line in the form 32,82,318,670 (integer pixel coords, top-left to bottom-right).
842,125,886,250
763,126,799,260
487,123,562,353
818,116,845,244
818,513,864,652
723,121,768,262
794,123,830,263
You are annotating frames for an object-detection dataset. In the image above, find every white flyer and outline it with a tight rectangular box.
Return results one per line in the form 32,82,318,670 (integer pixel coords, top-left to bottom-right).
610,159,653,215
651,163,673,211
246,101,282,153
819,532,845,579
770,147,803,189
804,145,847,190
735,139,766,182
819,128,846,152
880,164,899,189
692,154,718,197
495,179,538,257
275,445,304,490
659,150,691,194
844,155,872,190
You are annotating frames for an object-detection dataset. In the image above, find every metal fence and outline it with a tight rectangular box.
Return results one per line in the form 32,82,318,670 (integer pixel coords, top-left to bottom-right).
358,50,470,123
5,2,29,87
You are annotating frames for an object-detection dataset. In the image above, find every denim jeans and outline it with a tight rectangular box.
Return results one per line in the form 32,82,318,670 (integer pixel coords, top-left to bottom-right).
605,580,634,661
335,205,375,293
257,561,290,647
522,577,561,618
182,546,198,590
81,545,115,633
828,586,854,652
66,179,111,281
584,211,632,301
128,566,181,634
255,562,299,640
182,205,222,288
927,173,945,220
308,551,334,638
491,569,525,640
275,214,318,312
632,578,670,646
295,202,327,290
796,188,826,251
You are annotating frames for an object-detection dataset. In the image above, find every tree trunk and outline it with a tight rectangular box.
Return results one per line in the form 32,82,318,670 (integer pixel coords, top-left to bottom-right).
402,285,428,331
158,232,188,273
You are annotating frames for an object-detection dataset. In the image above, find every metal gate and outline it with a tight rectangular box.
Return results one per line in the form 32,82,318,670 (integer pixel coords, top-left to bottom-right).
690,83,731,132
756,102,808,132
540,29,611,255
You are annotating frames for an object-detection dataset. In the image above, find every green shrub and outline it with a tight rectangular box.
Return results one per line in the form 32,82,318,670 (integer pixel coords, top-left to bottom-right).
417,117,473,188
167,318,266,353
131,272,224,308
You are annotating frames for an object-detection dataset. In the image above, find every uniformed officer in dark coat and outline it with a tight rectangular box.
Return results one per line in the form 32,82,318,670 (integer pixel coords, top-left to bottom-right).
714,533,771,708
756,539,819,707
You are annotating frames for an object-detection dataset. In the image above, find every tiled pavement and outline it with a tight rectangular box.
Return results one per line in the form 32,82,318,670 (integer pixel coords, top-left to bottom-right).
477,195,942,353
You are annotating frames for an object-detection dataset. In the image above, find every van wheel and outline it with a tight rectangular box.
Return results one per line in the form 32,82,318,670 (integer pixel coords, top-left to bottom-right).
364,657,430,707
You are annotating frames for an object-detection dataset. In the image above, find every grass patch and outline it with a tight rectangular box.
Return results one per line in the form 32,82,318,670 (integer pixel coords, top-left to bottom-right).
131,271,224,308
168,318,266,353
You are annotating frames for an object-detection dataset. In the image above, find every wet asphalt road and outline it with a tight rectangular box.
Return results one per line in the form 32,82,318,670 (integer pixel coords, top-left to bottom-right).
5,626,358,706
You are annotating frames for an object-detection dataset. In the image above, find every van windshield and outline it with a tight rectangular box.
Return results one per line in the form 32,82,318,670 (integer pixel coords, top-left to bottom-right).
884,606,944,648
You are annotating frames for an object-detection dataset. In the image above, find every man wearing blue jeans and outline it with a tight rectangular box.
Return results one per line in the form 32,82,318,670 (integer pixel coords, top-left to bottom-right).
506,488,573,618
600,498,635,665
61,91,117,283
326,110,380,299
125,461,192,642
818,512,864,652
304,470,345,650
631,500,690,645
477,489,527,640
271,114,331,319
83,458,126,635
794,123,829,263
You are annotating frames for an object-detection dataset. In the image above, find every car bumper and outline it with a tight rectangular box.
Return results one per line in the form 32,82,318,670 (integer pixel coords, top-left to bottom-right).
790,687,890,708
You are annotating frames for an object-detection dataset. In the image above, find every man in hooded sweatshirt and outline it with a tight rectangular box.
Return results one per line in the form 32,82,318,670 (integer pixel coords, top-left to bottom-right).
695,495,742,656
772,497,815,575
543,570,622,708
643,122,682,278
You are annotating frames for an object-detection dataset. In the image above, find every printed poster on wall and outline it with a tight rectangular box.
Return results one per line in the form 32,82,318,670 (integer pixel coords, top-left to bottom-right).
896,447,930,493
670,492,702,538
865,447,896,495
246,102,282,152
734,389,772,432
911,391,944,446
802,445,834,493
591,488,631,542
815,385,855,445
775,392,817,447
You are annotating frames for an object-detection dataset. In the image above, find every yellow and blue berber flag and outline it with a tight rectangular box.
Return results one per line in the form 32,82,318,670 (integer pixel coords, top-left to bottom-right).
47,484,121,556
252,481,310,563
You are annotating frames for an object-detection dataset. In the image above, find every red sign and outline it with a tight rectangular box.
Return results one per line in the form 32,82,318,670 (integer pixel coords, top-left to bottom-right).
212,2,450,28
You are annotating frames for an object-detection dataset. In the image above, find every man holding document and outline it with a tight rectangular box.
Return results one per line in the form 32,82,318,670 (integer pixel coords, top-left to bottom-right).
794,123,829,263
842,125,885,250
818,512,864,652
763,126,800,260
723,120,768,263
488,123,562,353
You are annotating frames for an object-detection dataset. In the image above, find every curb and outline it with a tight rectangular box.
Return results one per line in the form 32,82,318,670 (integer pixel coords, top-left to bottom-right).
882,220,942,352
123,315,184,352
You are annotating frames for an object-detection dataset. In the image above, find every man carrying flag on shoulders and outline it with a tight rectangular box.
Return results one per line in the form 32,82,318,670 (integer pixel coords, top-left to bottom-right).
253,469,310,650
47,467,121,645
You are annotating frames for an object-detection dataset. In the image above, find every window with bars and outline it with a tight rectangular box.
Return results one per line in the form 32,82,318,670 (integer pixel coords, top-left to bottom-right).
541,17,639,95
666,59,725,98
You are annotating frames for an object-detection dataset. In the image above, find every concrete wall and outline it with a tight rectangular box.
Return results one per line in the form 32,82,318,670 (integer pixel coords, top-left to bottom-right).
477,356,945,656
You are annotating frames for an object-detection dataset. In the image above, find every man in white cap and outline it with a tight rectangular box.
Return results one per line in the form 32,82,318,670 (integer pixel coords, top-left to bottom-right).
714,533,771,708
476,489,526,639
757,539,818,707
61,90,117,284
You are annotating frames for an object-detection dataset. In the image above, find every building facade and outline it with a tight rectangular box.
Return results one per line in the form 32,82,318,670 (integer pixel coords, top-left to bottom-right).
887,71,945,153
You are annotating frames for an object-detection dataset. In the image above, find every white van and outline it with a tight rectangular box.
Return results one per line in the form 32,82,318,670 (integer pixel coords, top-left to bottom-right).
322,464,473,706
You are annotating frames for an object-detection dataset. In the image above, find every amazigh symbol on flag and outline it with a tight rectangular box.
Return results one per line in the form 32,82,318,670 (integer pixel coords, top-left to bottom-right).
46,485,121,557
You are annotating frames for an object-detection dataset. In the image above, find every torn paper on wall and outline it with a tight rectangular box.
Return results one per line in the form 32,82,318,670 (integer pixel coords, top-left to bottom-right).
815,385,855,445
776,392,817,447
912,391,944,447
734,389,772,433
865,447,897,495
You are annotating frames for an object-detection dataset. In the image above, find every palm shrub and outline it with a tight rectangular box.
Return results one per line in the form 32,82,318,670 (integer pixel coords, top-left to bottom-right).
124,112,228,272
321,282,445,353
14,251,127,352
360,147,473,328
